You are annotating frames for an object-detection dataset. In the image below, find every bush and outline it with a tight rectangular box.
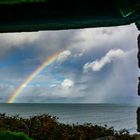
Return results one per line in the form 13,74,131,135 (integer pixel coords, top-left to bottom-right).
0,130,32,140
0,113,135,140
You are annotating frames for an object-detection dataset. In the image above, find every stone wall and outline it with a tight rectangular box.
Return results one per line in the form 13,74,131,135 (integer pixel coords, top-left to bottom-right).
137,32,140,132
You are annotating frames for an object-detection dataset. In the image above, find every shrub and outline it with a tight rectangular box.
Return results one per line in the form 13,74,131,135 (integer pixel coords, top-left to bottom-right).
0,130,32,140
0,113,135,140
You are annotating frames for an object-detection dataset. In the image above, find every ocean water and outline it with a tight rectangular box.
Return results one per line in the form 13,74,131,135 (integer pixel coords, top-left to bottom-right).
0,103,138,134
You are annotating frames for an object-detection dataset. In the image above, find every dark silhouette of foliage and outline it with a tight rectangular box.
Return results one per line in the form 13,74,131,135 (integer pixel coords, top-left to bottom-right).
0,113,137,140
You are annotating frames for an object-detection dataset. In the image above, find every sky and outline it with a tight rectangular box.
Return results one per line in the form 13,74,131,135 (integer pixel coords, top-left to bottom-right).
0,23,139,104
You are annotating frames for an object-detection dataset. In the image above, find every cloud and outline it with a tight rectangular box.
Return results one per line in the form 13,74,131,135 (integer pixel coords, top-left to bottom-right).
61,79,74,88
21,78,86,100
74,49,85,58
84,49,125,72
0,30,76,64
57,50,71,63
0,32,42,46
0,23,139,103
69,24,138,58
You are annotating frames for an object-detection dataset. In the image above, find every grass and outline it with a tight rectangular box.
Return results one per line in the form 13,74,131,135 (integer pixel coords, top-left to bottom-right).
0,130,32,140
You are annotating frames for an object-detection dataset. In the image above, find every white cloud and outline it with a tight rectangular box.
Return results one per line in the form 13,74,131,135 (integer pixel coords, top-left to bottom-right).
57,50,71,63
84,49,125,72
61,79,74,88
74,49,86,58
50,84,57,88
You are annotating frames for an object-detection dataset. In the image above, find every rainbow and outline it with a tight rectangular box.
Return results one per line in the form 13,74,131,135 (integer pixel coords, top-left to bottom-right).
7,51,61,103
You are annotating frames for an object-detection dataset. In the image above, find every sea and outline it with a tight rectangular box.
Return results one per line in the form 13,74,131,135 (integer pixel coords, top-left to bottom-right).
0,103,138,134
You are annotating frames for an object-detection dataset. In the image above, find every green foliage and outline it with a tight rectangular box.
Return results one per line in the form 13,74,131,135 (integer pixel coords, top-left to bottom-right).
0,130,32,140
0,0,47,5
0,113,136,140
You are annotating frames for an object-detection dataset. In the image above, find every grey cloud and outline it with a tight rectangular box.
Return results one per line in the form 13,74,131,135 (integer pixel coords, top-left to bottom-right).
69,24,138,53
0,23,139,103
82,48,139,104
